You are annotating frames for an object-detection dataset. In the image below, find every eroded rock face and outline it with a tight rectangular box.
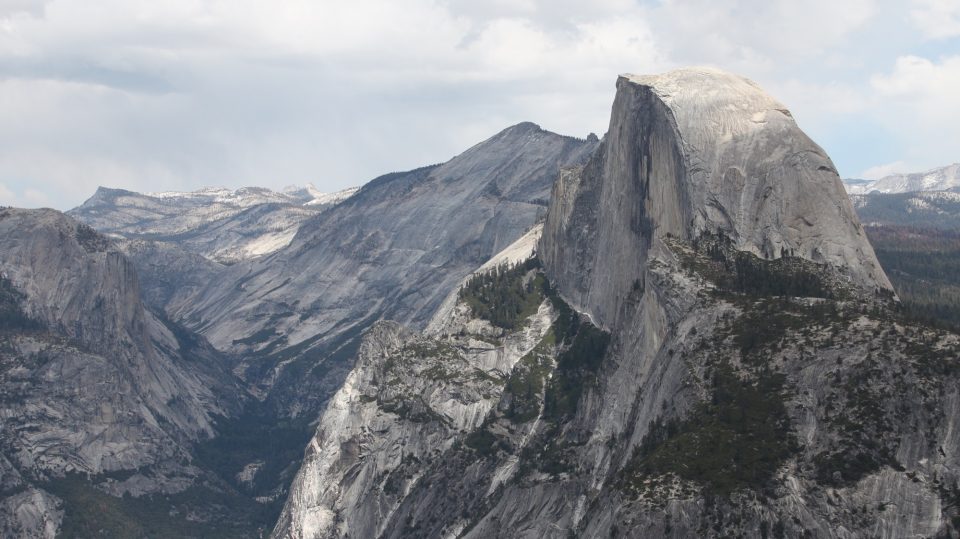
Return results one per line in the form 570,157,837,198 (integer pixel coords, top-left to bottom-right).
273,230,559,539
0,208,243,534
0,486,62,539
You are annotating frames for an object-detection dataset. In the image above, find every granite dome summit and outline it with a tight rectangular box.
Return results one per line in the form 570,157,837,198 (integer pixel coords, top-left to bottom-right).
542,67,891,331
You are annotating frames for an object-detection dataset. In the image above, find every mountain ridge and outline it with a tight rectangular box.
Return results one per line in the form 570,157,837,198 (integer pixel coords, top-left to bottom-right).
69,184,358,264
844,162,960,194
6,72,960,538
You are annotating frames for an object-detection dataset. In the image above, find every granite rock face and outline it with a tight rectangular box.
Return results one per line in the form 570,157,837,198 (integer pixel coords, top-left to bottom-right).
0,208,243,533
52,122,598,534
273,69,960,539
177,122,598,416
114,239,226,318
272,225,555,538
540,68,890,332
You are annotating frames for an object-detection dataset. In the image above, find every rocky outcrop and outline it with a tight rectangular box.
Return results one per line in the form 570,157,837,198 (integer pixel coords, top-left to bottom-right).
273,69,960,538
273,230,559,538
0,486,62,539
0,208,244,535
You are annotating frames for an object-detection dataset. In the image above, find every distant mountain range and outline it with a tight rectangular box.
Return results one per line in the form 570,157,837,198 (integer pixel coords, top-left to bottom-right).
843,163,960,194
843,162,960,363
851,190,960,229
67,184,357,264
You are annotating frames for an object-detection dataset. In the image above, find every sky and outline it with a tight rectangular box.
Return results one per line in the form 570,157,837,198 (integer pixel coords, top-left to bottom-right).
0,0,958,209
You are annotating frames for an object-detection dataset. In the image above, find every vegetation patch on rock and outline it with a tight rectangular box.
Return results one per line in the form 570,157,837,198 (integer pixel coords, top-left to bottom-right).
459,258,546,330
624,363,798,496
0,276,42,332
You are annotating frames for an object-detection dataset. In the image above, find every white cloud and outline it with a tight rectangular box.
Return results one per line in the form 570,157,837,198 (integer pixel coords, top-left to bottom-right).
0,0,49,18
0,181,52,208
863,55,960,172
871,55,960,100
0,0,955,207
648,0,876,74
0,182,13,202
769,79,869,117
911,0,960,39
871,54,960,127
0,0,669,208
861,161,907,180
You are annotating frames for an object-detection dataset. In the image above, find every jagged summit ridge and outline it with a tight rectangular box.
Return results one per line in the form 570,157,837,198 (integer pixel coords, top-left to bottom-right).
541,67,891,329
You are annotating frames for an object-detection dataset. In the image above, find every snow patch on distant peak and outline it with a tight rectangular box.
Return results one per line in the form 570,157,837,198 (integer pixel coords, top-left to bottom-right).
844,163,960,195
143,184,358,208
306,186,359,206
147,187,232,199
146,186,295,207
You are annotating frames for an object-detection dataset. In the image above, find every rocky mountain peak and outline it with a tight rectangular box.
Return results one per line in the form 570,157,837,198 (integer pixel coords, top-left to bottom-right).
540,68,891,329
499,120,543,134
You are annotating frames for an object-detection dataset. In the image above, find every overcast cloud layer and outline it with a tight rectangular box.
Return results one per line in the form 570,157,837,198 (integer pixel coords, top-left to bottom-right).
1,0,958,209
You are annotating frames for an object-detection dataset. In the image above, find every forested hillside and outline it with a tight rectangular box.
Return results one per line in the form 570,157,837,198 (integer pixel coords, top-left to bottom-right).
866,225,960,329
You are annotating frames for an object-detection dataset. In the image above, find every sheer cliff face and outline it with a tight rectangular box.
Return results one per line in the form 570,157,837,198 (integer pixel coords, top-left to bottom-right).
541,68,890,330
